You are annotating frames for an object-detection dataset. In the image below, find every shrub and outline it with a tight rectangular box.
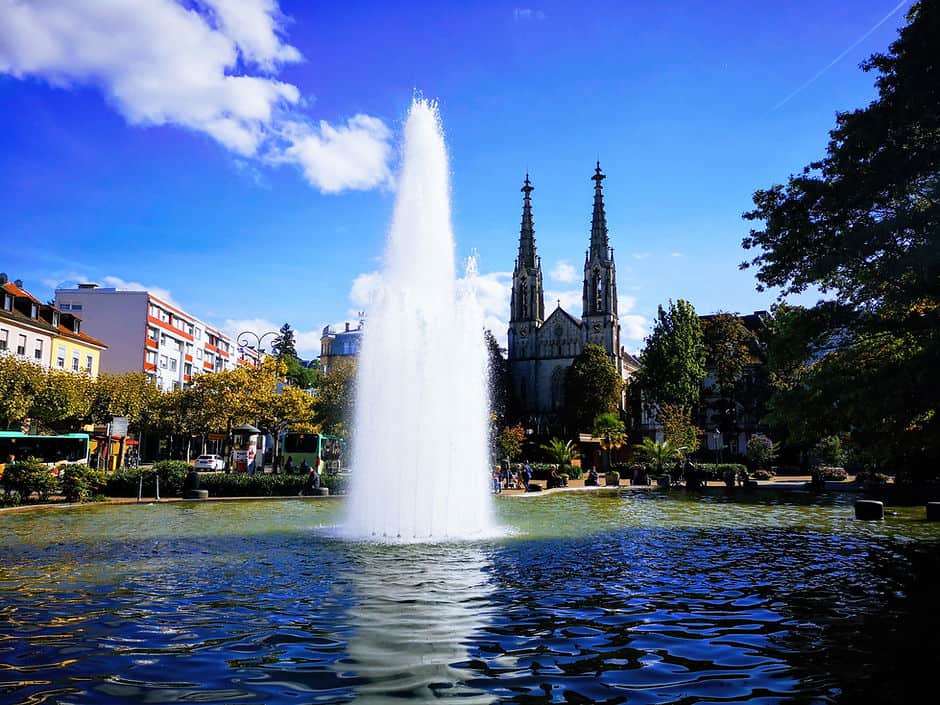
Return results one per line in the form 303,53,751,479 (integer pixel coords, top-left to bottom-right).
751,469,774,481
2,458,58,504
605,470,620,486
61,464,106,503
562,464,582,479
746,433,777,469
152,461,190,496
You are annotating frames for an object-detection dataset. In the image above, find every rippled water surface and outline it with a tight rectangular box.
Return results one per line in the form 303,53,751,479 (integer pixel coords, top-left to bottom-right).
2,490,939,704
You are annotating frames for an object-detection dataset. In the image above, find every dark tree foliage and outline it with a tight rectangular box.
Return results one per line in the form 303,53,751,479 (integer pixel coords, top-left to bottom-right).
742,2,939,482
701,312,761,433
484,330,510,430
565,344,623,433
634,299,706,413
272,323,298,360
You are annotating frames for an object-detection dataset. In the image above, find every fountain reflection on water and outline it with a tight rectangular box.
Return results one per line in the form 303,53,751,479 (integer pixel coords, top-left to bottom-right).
345,99,495,541
342,544,496,704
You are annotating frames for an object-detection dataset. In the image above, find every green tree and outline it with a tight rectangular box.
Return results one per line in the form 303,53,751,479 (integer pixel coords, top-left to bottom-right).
313,360,357,436
592,412,626,471
272,323,298,360
565,344,623,432
741,3,939,483
485,330,510,430
0,355,42,429
90,372,160,431
30,369,94,431
635,300,706,417
701,312,756,432
657,402,701,458
496,423,526,462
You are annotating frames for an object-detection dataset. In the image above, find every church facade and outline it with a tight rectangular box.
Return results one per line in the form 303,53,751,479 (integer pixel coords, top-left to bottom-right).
507,163,637,432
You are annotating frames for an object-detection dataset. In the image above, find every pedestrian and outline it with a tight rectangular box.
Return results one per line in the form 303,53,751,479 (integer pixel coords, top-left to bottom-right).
492,466,502,493
284,456,295,474
299,458,309,474
522,463,532,490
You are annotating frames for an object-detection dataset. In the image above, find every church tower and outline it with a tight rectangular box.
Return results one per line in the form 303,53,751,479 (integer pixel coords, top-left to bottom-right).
582,162,621,360
509,174,544,359
508,174,544,412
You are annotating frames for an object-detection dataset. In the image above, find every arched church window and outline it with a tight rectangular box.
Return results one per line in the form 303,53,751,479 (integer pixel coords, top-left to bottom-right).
594,267,603,312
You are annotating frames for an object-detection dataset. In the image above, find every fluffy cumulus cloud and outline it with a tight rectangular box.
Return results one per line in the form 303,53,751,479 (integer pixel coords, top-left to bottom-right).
0,0,393,193
549,260,576,283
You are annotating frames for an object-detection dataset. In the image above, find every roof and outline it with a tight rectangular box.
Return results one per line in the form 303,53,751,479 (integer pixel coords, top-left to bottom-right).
1,281,42,305
56,323,107,349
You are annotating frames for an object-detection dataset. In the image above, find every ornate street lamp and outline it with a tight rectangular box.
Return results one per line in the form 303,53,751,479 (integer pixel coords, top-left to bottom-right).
237,330,279,358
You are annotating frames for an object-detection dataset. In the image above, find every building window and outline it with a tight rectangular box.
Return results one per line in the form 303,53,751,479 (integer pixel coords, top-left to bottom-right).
160,355,167,368
146,350,157,364
169,358,177,371
51,311,60,327
71,303,82,311
184,363,192,376
148,327,157,341
196,348,203,360
160,335,167,346
195,328,201,340
186,343,193,354
3,295,12,311
187,324,194,335
85,355,93,372
30,303,38,318
0,328,7,350
60,303,70,311
17,334,27,356
72,353,80,372
57,345,66,368
34,339,43,361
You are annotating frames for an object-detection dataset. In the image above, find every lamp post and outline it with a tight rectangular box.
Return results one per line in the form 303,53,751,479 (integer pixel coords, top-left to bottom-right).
236,330,278,472
237,330,279,361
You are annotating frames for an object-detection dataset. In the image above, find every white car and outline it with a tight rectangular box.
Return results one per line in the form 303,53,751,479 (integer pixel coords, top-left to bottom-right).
194,454,224,471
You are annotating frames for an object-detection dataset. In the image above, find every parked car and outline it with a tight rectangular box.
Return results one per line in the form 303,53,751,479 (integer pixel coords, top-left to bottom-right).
194,454,225,471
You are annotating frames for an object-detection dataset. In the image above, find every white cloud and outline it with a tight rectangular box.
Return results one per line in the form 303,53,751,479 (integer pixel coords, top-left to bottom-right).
513,8,545,21
0,0,394,193
99,275,178,307
349,271,383,309
632,252,651,260
545,288,581,313
671,251,684,257
549,260,576,283
276,115,393,193
621,315,648,343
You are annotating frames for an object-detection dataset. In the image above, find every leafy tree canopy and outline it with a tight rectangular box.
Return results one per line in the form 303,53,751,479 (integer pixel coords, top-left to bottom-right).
565,344,623,432
635,299,706,412
272,323,298,360
742,3,939,480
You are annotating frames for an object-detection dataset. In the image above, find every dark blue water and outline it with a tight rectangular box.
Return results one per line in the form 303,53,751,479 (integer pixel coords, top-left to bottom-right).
1,491,938,704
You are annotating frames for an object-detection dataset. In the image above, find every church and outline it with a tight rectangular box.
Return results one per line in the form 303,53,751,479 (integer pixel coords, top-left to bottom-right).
507,163,638,433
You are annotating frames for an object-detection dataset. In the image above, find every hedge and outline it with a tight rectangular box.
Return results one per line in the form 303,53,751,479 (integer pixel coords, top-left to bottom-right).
104,468,348,498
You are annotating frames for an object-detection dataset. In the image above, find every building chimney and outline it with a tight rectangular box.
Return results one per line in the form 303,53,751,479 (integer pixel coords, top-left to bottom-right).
78,283,99,289
345,322,350,332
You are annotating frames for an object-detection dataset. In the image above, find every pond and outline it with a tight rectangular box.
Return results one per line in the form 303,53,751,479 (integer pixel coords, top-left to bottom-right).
1,489,938,704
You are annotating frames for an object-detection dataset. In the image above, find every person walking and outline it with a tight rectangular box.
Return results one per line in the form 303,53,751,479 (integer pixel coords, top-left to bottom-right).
492,466,502,494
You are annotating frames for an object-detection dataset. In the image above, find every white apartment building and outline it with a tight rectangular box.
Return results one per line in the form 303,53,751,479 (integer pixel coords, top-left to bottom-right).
55,284,241,392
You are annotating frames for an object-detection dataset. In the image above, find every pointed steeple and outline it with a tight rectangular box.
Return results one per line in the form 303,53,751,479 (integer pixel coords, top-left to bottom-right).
589,161,609,260
517,173,537,268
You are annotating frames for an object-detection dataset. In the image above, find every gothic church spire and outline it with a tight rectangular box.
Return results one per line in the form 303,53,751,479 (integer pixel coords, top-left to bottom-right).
589,161,610,261
517,173,537,268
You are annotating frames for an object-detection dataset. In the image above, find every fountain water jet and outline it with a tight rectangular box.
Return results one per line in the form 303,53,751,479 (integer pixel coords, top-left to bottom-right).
344,99,496,541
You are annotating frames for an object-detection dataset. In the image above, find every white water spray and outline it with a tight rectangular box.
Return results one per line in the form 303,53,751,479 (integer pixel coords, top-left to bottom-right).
344,99,495,541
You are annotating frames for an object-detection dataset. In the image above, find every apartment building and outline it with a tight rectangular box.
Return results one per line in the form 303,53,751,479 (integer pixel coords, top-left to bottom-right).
55,284,238,392
1,274,106,376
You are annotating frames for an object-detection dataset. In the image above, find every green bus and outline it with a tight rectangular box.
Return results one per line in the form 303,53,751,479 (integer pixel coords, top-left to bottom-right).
281,432,344,473
0,432,91,471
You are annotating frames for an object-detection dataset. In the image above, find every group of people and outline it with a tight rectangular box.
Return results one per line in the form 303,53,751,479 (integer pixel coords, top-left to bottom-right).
492,460,533,493
279,455,322,495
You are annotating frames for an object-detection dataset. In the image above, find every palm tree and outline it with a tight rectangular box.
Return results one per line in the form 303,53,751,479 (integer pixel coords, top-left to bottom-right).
635,437,683,477
539,437,579,467
592,412,627,472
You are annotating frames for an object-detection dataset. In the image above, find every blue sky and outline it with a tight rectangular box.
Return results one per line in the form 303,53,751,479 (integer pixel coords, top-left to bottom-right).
0,0,913,357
